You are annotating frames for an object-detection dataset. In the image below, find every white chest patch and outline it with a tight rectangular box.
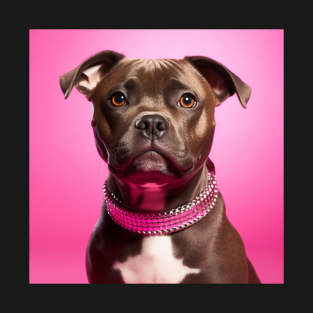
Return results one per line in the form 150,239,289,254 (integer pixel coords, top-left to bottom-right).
112,236,201,284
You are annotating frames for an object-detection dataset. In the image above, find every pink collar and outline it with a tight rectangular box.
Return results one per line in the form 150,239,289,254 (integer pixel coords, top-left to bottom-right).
103,172,218,236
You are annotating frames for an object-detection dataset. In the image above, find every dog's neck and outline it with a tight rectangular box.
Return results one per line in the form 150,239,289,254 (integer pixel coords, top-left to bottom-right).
106,166,209,213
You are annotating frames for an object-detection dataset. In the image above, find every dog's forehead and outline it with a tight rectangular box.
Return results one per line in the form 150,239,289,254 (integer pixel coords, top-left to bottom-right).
114,58,207,90
123,58,185,74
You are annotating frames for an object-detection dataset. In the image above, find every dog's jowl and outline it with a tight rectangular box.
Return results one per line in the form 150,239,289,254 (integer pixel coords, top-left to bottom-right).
60,51,260,284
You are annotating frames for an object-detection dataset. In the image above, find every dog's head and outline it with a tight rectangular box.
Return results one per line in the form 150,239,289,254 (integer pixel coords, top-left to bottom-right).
60,51,251,185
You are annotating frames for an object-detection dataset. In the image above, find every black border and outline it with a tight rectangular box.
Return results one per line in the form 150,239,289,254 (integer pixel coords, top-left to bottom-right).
16,15,291,305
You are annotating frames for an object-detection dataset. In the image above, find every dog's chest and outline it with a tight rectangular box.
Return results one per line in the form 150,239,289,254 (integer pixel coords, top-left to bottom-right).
112,236,201,283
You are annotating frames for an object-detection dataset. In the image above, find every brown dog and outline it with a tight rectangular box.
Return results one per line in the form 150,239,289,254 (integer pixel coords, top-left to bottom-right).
59,51,260,283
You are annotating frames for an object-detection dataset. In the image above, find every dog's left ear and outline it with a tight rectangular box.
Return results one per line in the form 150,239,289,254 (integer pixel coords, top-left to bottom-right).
184,56,251,108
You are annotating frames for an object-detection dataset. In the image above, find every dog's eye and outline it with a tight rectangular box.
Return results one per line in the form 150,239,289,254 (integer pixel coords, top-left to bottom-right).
111,92,127,107
178,93,197,108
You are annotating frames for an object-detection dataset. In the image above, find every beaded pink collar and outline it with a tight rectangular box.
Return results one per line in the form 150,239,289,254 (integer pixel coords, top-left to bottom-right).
103,171,218,236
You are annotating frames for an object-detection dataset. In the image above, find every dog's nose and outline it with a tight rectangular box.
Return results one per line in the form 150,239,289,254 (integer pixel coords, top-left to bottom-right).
135,114,168,140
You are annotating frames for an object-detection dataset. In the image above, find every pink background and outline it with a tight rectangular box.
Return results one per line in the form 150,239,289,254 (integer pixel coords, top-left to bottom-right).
29,29,284,284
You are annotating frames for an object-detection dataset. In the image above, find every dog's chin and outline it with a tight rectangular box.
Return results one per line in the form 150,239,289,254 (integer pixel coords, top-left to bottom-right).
114,150,193,185
132,150,170,171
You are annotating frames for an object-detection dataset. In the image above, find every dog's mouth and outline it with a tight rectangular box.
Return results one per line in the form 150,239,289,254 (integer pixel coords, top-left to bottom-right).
109,146,194,183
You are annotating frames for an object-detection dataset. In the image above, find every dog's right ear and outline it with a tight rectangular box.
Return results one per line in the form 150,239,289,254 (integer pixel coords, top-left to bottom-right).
59,50,125,101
